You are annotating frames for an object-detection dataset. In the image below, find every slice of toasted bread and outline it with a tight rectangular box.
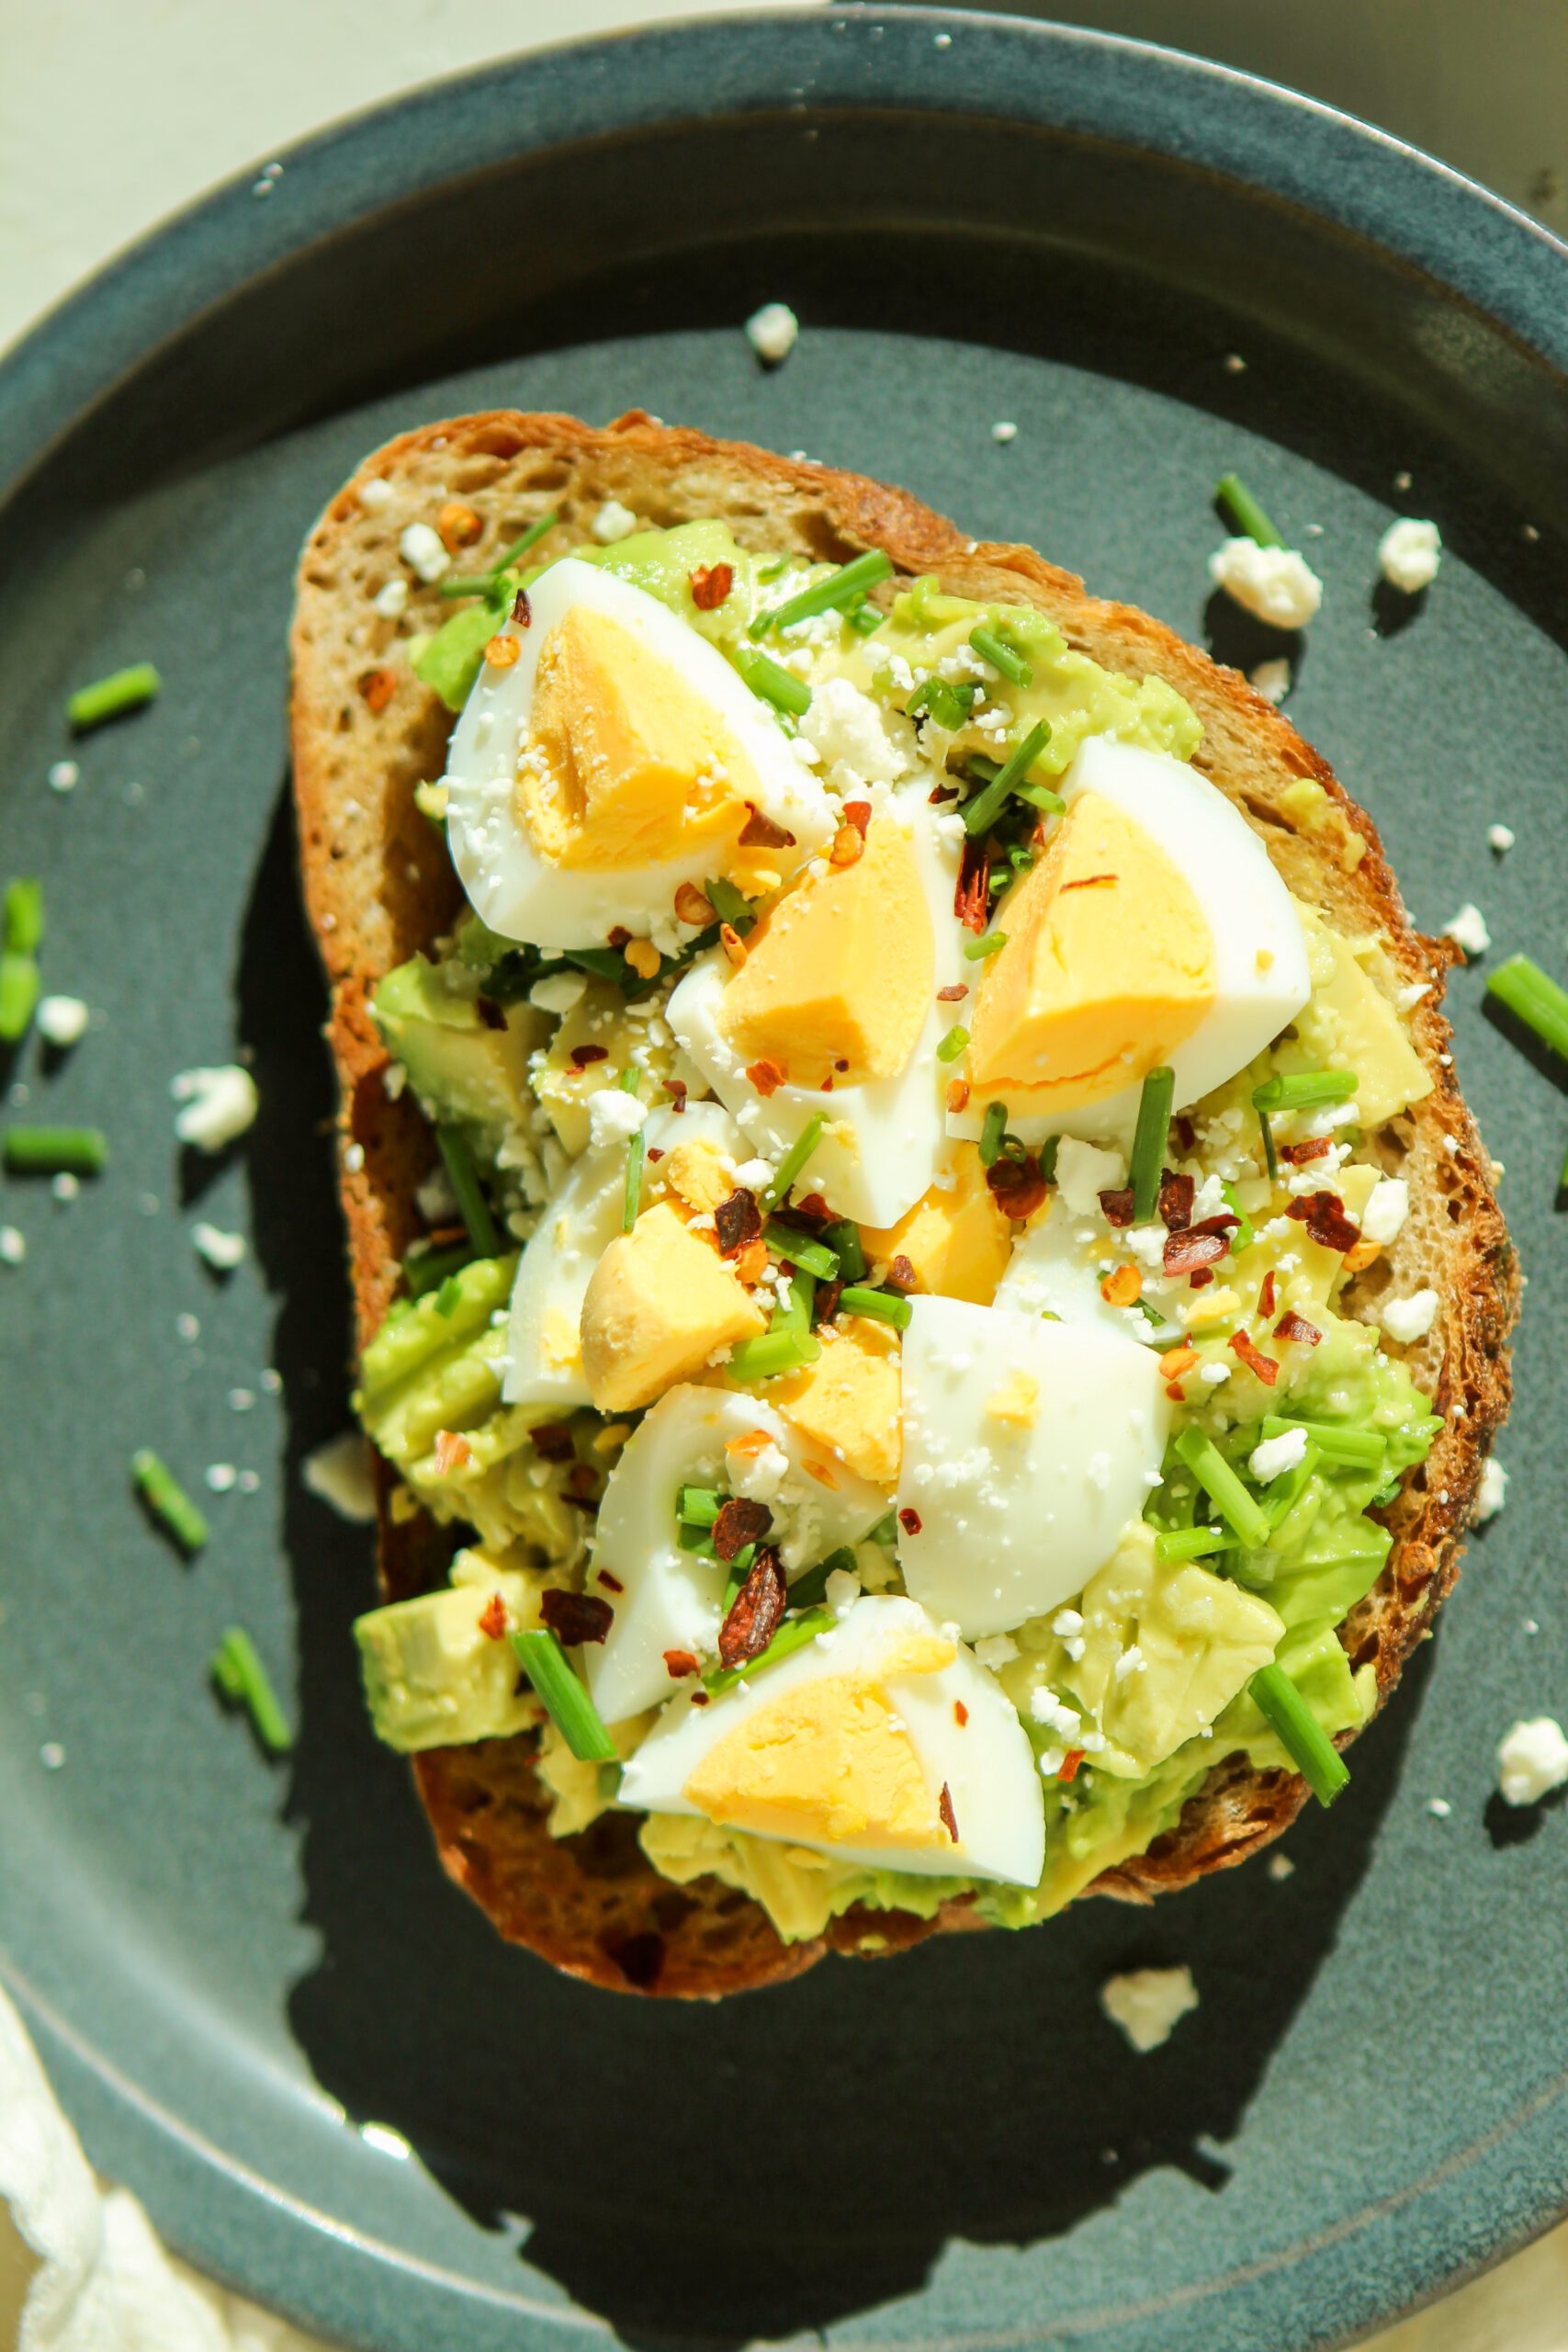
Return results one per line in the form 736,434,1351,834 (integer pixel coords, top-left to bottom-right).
290,412,1515,1996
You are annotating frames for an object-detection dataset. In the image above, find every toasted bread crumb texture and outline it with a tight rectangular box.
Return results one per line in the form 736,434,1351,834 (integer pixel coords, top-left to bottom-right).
291,413,1514,1991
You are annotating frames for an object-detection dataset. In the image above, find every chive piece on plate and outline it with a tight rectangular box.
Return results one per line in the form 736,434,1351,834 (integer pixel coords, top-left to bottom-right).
763,1220,839,1281
1130,1065,1175,1224
210,1624,292,1754
67,662,162,732
1216,472,1283,549
4,1125,107,1175
436,1125,502,1259
759,548,893,634
963,718,1053,837
1252,1069,1359,1113
132,1448,209,1554
733,644,812,717
936,1025,970,1063
967,624,1032,686
512,1629,618,1762
4,877,43,956
1173,1425,1269,1549
0,956,39,1044
1248,1662,1349,1806
837,1283,912,1330
978,1100,1009,1168
761,1113,827,1210
1486,953,1568,1063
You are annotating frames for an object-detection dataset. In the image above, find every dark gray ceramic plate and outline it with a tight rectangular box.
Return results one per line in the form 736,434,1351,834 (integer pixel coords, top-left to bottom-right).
1,10,1566,2350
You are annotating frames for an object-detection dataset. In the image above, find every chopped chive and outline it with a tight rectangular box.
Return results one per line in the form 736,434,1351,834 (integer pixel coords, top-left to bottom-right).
770,1265,817,1333
968,625,1032,686
728,1328,821,1382
1252,1069,1359,1113
437,509,559,594
705,1607,834,1696
1039,1135,1060,1185
848,600,884,637
1012,780,1065,815
837,1283,911,1330
937,1025,970,1063
1259,1414,1386,1468
733,644,812,717
1258,1106,1279,1182
210,1625,292,1754
1174,1425,1269,1549
786,1545,857,1611
978,1101,1009,1168
67,662,162,732
403,1238,472,1298
434,1273,465,1316
1216,472,1283,549
1154,1523,1236,1564
906,676,977,731
868,1511,898,1546
513,1627,617,1761
761,1113,826,1210
131,1448,209,1553
0,956,39,1043
1486,954,1568,1062
704,875,756,930
4,877,43,956
1265,1441,1321,1529
436,1125,502,1258
678,1485,722,1527
1248,1662,1349,1806
763,1219,839,1281
1220,1181,1255,1251
5,1125,107,1175
963,718,1053,836
821,1218,866,1282
1130,1065,1175,1224
757,548,893,634
963,931,1008,961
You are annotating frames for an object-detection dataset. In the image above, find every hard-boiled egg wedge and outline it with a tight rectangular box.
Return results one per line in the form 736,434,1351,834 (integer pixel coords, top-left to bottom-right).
896,1295,1171,1638
950,735,1311,1148
503,1098,744,1408
621,1593,1044,1886
994,1192,1179,1346
443,557,835,949
668,786,967,1227
585,1385,888,1724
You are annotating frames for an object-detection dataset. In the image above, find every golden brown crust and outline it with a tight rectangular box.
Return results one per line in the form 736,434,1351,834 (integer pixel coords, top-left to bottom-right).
290,411,1516,1992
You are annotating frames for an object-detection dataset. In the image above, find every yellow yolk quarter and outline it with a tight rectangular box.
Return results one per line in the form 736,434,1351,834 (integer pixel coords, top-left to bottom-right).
967,791,1217,1111
768,1314,903,1486
519,605,756,871
579,1202,765,1411
862,1144,1013,1305
718,816,934,1089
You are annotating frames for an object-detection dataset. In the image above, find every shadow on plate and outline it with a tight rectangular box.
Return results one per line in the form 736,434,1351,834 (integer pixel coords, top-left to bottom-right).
237,783,1429,2349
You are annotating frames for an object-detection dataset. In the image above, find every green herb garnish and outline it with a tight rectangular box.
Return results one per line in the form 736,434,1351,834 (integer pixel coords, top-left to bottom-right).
1130,1065,1175,1224
836,1284,911,1331
1248,1661,1349,1806
978,1100,1009,1168
963,719,1055,837
728,1328,821,1383
403,1238,472,1299
761,1113,827,1210
786,1546,857,1611
936,1025,970,1063
1154,1523,1236,1564
822,1218,866,1282
513,1628,618,1762
764,1220,839,1282
1173,1425,1269,1549
1216,472,1283,549
733,645,812,717
963,931,1008,961
131,1448,209,1554
755,548,893,635
67,662,162,731
211,1624,292,1754
4,1125,107,1175
1258,1414,1386,1469
1252,1069,1358,1114
436,1125,502,1259
705,1607,835,1696
436,509,558,596
1220,1180,1255,1250
1486,954,1568,1063
967,625,1033,686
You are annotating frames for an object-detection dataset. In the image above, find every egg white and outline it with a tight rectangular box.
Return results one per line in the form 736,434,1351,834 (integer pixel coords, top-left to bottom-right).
667,786,967,1227
947,735,1311,1150
994,1195,1181,1348
443,558,835,950
620,1593,1045,1886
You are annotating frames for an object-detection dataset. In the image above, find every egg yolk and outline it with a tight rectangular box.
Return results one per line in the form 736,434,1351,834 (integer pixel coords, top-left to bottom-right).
683,1634,958,1852
518,605,756,871
717,816,934,1088
966,791,1216,1109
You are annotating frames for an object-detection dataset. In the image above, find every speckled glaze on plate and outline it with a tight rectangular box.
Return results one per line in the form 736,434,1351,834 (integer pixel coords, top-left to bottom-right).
0,12,1565,2352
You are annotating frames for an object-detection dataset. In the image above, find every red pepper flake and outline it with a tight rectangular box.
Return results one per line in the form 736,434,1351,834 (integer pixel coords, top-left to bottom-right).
673,881,716,927
1285,1191,1361,1253
1188,1268,1213,1290
937,982,968,1002
596,1568,626,1593
717,1546,787,1668
938,1782,959,1842
689,562,733,610
1099,1186,1135,1228
719,923,749,967
530,1421,575,1463
570,1042,609,1070
987,1156,1048,1221
565,1462,600,1503
540,1588,615,1645
475,996,506,1032
1059,872,1118,891
955,837,991,932
1057,1749,1085,1782
433,1429,472,1475
1229,1329,1280,1386
745,1057,787,1097
1280,1136,1332,1165
1275,1307,1323,1347
794,1193,832,1222
663,1648,700,1679
953,1700,969,1728
359,667,397,713
1258,1270,1278,1317
884,1253,919,1292
606,926,631,950
713,1495,773,1561
715,1187,762,1257
929,784,959,804
511,587,532,628
690,1690,710,1705
898,1507,922,1536
815,1278,843,1324
1174,1114,1196,1152
739,803,795,850
841,799,872,838
946,1079,971,1113
1163,1216,1237,1276
477,1593,508,1641
483,633,520,671
664,1078,689,1113
1158,1170,1195,1231
646,1147,664,1164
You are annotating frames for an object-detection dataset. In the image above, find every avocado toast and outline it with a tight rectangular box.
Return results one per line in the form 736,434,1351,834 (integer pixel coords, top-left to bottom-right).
289,411,1514,1996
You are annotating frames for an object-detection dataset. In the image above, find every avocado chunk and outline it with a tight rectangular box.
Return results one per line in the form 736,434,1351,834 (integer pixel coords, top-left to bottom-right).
356,1558,540,1751
373,953,544,1136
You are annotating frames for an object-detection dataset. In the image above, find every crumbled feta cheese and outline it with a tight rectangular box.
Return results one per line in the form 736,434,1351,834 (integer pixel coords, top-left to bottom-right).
1052,1608,1084,1638
1496,1717,1568,1808
1361,1176,1410,1247
1208,538,1323,629
0,1226,24,1266
1113,1644,1147,1682
192,1221,247,1272
358,476,394,510
302,1432,378,1523
797,674,910,791
1382,1288,1438,1344
1487,823,1515,855
48,759,79,794
1029,1687,1080,1736
1267,1852,1294,1882
171,1065,258,1151
1477,1458,1508,1522
1427,1796,1451,1819
51,1172,78,1202
1056,1137,1127,1218
587,1085,648,1149
36,995,89,1047
399,521,450,582
205,1463,237,1494
1249,657,1292,705
1100,1964,1199,2053
990,420,1018,444
1248,1425,1309,1483
824,1566,862,1615
1442,902,1490,956
729,1438,789,1504
975,1634,1020,1668
415,1163,458,1224
1198,1361,1231,1386
1378,516,1442,594
731,1157,773,1191
373,576,409,619
529,971,588,1016
591,499,638,545
745,301,799,364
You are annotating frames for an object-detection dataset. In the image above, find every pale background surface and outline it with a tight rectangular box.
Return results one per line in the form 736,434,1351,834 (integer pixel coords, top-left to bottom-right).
1,2,1565,2346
